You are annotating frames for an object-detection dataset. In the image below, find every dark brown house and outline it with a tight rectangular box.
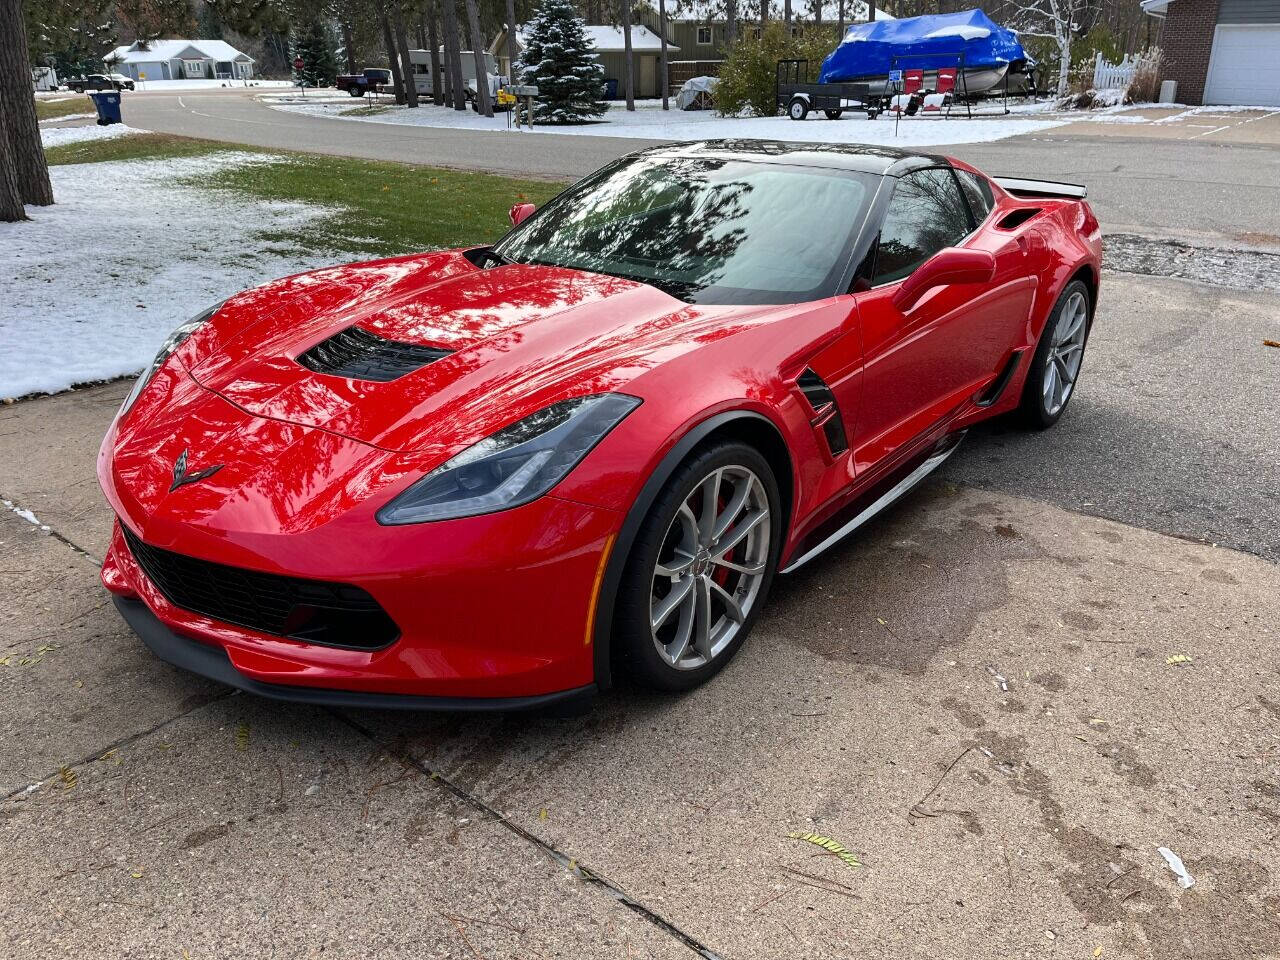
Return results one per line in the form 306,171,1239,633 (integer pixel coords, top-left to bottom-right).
1142,0,1280,105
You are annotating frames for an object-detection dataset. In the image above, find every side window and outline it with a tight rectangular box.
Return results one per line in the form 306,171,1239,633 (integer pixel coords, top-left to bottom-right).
955,169,995,224
872,168,974,285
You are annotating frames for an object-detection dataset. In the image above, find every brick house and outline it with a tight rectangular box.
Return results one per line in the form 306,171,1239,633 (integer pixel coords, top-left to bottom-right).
1141,0,1280,105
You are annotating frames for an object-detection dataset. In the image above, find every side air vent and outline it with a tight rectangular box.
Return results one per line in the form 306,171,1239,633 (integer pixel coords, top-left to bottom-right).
796,368,849,456
296,326,451,383
997,208,1041,230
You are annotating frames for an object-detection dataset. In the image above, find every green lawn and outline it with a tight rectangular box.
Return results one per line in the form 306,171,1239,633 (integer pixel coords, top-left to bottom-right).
35,97,94,121
44,132,244,167
43,133,565,258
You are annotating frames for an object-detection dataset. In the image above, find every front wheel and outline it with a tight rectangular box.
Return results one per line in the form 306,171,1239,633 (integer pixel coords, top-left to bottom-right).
788,97,809,121
614,442,781,692
349,88,363,97
1019,279,1092,428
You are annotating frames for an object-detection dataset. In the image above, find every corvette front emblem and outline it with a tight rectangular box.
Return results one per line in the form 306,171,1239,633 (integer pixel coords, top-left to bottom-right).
169,449,224,493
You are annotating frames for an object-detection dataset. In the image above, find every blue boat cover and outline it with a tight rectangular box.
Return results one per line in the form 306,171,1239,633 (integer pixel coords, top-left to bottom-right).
818,9,1027,84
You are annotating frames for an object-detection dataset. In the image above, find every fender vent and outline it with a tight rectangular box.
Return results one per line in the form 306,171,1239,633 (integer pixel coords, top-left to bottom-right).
297,326,451,382
797,368,849,456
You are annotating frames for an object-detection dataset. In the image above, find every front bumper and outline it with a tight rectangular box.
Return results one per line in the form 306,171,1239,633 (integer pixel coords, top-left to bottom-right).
102,491,622,702
113,595,596,712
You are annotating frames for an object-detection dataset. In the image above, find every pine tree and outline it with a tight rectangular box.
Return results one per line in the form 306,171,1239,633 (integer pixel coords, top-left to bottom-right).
517,0,606,124
294,18,339,87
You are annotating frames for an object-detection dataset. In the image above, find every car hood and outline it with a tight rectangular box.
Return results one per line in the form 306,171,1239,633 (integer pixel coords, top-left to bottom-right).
174,250,764,460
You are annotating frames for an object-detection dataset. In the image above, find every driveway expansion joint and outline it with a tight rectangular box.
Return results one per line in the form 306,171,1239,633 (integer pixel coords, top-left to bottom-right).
334,708,725,960
2,492,102,566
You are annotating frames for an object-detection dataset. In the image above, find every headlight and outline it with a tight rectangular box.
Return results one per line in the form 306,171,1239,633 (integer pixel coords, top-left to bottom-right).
120,301,224,415
377,393,641,525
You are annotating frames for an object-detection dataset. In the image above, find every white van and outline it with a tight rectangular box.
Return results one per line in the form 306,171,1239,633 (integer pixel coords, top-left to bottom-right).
408,49,505,105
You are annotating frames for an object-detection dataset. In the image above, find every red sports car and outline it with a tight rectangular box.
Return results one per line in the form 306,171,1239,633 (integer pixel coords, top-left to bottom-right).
99,140,1101,710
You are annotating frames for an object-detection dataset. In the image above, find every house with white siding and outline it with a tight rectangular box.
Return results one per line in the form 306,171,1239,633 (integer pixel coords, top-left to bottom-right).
105,39,255,83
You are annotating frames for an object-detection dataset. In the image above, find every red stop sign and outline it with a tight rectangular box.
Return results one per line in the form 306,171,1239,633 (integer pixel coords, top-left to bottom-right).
294,57,304,70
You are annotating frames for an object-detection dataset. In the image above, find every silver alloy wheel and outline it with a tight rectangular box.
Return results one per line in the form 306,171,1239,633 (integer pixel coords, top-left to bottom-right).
1043,289,1089,417
649,465,771,671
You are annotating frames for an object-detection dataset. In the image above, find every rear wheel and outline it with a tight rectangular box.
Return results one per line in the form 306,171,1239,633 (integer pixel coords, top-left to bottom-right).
615,442,781,692
824,108,843,120
349,88,363,97
1019,279,1091,428
788,97,809,121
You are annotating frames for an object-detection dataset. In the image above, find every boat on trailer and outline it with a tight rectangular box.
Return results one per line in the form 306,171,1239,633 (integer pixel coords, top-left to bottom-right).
818,9,1028,97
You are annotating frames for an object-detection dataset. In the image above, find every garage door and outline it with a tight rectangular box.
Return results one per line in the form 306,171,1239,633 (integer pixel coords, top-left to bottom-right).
1204,25,1280,106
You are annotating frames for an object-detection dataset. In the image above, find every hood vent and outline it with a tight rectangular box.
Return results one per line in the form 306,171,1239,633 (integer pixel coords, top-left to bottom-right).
296,326,452,383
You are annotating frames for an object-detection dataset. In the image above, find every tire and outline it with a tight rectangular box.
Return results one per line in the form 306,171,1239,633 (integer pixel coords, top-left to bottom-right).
824,108,843,120
614,441,782,692
788,97,809,121
1019,278,1092,429
350,89,363,97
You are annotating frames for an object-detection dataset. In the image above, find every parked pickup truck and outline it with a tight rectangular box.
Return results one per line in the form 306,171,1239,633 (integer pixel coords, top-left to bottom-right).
335,68,393,97
65,74,130,93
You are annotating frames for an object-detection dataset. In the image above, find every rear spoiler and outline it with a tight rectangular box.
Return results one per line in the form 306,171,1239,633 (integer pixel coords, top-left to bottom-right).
994,176,1088,200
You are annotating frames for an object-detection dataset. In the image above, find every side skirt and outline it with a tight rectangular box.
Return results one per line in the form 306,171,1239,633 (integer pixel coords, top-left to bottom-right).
780,431,966,574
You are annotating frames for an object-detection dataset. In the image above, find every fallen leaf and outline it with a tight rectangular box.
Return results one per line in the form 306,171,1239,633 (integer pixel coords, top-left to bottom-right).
235,722,250,752
1264,339,1280,348
786,831,863,869
539,808,548,820
1094,948,1104,958
59,766,77,790
1166,654,1193,667
131,868,144,879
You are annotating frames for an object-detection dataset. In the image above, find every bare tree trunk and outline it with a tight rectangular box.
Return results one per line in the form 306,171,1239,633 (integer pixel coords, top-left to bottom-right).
658,0,670,109
761,0,768,32
341,20,358,74
727,0,739,44
785,0,793,29
426,7,444,104
505,0,519,83
463,0,492,116
441,0,467,110
621,0,635,109
837,0,845,33
0,0,53,208
869,0,875,22
379,10,407,103
813,0,822,26
394,7,420,107
0,109,26,222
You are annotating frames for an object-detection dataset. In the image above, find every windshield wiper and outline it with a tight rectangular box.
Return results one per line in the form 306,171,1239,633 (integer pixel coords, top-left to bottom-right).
475,247,514,269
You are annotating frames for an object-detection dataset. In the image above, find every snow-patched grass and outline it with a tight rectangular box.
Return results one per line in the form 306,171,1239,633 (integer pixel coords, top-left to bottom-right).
1,152,343,399
40,123,141,149
5,137,563,398
265,95,1069,147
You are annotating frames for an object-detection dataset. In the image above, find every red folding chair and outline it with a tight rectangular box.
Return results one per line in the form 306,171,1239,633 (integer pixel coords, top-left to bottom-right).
904,69,924,95
936,68,956,95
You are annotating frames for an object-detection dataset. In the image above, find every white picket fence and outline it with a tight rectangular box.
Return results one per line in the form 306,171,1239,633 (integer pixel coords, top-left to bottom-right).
1093,52,1150,91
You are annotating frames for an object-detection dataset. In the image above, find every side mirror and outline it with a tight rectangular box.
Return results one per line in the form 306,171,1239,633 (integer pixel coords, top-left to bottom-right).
509,202,536,227
892,247,997,311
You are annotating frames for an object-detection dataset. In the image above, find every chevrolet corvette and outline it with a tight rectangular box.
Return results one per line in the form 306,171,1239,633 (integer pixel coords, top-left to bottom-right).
98,140,1101,710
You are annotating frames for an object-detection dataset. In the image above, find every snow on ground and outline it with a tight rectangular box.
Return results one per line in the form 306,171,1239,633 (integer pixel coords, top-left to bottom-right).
1154,103,1280,123
39,113,97,125
126,78,296,92
40,123,142,148
1,153,345,399
265,96,1069,146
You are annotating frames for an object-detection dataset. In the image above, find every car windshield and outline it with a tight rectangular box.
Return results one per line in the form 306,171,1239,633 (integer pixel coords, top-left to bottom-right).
493,154,878,305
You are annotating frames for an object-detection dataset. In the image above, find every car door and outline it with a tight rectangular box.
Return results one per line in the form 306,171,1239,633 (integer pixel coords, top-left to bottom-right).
850,167,1035,474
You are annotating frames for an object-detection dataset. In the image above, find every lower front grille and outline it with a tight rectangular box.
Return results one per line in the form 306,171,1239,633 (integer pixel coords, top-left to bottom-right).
120,524,399,650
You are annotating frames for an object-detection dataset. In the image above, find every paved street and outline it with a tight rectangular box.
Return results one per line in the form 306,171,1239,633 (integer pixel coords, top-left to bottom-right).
117,88,1280,244
7,92,1279,957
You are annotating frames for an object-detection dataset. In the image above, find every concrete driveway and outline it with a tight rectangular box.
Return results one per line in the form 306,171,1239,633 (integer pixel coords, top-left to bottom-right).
4,264,1279,957
8,96,1280,957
